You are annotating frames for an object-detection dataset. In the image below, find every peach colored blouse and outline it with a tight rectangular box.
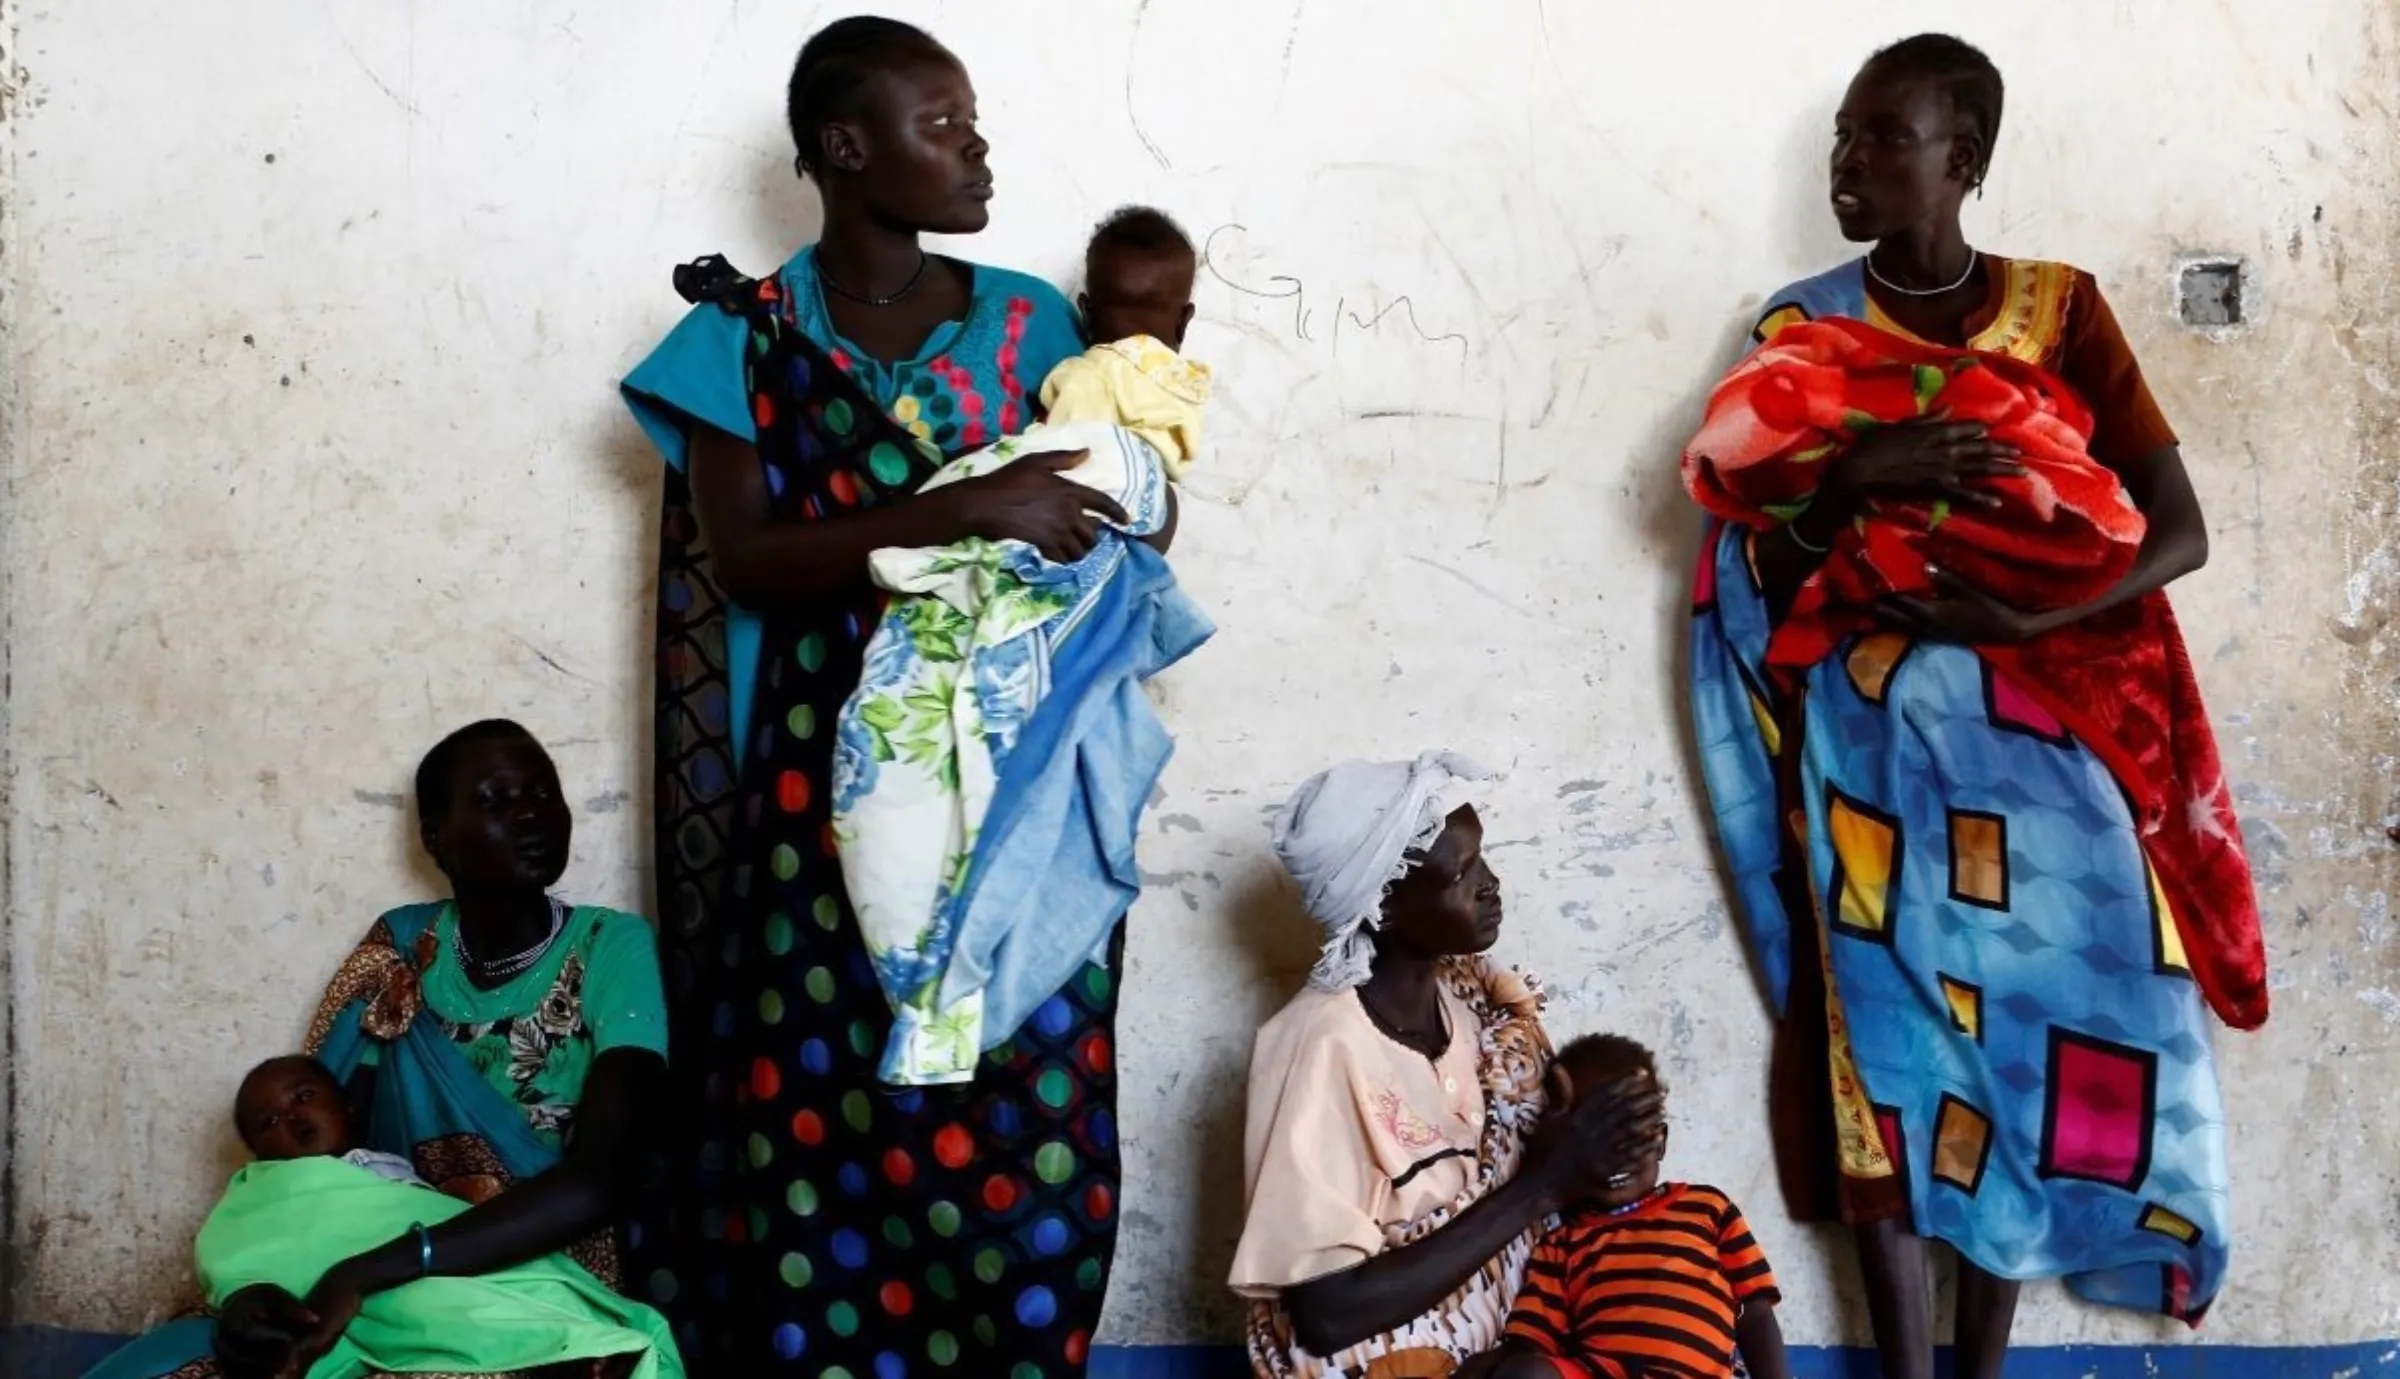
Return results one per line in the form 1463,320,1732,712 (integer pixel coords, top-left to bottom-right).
1232,958,1553,1379
1232,979,1488,1290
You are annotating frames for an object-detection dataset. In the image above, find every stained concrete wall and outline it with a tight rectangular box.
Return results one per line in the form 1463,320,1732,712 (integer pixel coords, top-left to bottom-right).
5,0,2397,1353
0,0,20,1323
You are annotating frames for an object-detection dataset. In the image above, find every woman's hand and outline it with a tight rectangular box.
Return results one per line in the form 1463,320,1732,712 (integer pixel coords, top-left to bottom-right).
939,451,1130,562
211,1284,317,1379
1819,420,2023,516
1876,565,2056,645
691,433,1130,607
1758,422,2023,613
285,1273,367,1375
1520,1072,1666,1211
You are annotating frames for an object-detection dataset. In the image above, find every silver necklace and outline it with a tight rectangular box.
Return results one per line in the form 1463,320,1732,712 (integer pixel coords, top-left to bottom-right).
1867,247,1980,297
454,896,568,981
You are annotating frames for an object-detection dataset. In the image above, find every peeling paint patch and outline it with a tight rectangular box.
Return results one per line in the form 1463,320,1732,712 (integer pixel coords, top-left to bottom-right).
1138,869,1210,912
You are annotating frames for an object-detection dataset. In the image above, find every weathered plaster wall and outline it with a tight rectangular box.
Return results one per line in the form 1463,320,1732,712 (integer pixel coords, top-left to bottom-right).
0,0,20,1320
5,0,2397,1351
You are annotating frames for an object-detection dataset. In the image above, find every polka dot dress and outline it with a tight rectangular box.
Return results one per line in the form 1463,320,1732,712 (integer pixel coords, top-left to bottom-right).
638,261,1118,1378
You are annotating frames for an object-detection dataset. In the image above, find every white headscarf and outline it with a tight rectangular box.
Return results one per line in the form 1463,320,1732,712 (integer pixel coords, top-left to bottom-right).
1269,750,1495,991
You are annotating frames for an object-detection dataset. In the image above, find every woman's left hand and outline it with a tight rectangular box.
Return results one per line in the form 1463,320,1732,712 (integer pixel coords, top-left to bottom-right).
285,1275,366,1375
1876,566,2056,645
211,1285,316,1378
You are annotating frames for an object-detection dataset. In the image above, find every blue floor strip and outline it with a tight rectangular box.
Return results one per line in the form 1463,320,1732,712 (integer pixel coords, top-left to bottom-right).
1082,1343,2400,1379
12,1328,2395,1379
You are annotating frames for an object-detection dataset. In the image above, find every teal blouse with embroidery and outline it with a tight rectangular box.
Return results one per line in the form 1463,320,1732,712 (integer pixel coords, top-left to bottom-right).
620,245,1084,765
410,904,668,1149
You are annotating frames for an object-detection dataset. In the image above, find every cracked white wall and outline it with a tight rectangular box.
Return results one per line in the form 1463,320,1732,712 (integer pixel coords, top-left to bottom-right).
7,0,2397,1350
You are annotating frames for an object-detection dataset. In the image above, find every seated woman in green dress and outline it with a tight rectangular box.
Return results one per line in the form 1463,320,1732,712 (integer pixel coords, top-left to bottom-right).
85,720,671,1379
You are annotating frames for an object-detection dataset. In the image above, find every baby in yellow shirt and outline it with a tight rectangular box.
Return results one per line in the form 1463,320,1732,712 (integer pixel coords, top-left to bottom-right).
871,207,1210,582
1045,205,1212,479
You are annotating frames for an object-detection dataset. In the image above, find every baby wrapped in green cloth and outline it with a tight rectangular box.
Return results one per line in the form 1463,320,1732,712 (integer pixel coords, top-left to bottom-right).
215,1056,682,1379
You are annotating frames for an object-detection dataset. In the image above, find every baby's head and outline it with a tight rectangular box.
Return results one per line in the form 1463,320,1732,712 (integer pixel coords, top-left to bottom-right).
1551,1032,1667,1207
235,1055,354,1161
1081,205,1198,351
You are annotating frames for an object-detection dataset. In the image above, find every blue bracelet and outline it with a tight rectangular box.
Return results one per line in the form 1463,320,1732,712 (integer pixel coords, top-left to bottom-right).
413,1223,433,1278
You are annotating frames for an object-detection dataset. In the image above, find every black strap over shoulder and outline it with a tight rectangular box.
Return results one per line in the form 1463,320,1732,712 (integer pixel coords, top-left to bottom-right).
673,254,758,308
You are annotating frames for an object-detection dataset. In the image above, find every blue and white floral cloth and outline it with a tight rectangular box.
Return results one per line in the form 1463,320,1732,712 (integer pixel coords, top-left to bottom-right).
833,420,1211,1083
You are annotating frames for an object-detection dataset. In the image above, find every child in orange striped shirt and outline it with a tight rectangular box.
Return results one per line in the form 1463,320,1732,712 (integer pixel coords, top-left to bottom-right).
1464,1034,1789,1379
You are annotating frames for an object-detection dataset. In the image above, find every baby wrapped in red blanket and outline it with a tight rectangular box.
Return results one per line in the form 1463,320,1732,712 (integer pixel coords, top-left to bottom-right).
1686,317,2144,668
1683,316,2265,1032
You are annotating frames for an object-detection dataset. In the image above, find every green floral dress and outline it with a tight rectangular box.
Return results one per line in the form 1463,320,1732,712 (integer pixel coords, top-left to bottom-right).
411,904,669,1149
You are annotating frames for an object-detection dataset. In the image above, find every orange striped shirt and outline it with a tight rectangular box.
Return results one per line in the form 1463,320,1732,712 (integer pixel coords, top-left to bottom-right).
1504,1183,1779,1379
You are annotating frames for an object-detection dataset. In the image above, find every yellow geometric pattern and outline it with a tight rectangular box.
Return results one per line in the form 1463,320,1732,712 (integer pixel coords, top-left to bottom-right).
2150,860,2191,975
1933,1096,1994,1192
1754,304,1808,345
1939,975,1983,1042
2139,1203,2202,1245
1948,811,2008,908
1749,690,1782,756
1827,793,1897,939
1845,633,1911,705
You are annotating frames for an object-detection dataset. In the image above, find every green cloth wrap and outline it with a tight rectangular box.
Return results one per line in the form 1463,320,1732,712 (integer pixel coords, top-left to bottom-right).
196,1158,680,1379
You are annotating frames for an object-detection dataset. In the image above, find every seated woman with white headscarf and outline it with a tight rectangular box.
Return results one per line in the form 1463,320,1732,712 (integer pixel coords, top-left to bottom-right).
1229,752,1666,1379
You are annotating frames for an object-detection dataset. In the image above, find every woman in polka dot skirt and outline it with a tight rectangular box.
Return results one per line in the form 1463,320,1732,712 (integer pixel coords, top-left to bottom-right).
620,17,1135,1379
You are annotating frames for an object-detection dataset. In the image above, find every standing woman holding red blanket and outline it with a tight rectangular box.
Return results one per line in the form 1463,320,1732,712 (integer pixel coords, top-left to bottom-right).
1683,34,2265,1379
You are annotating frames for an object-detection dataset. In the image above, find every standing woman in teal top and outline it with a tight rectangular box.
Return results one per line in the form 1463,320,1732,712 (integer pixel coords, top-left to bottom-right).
619,17,1129,1379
